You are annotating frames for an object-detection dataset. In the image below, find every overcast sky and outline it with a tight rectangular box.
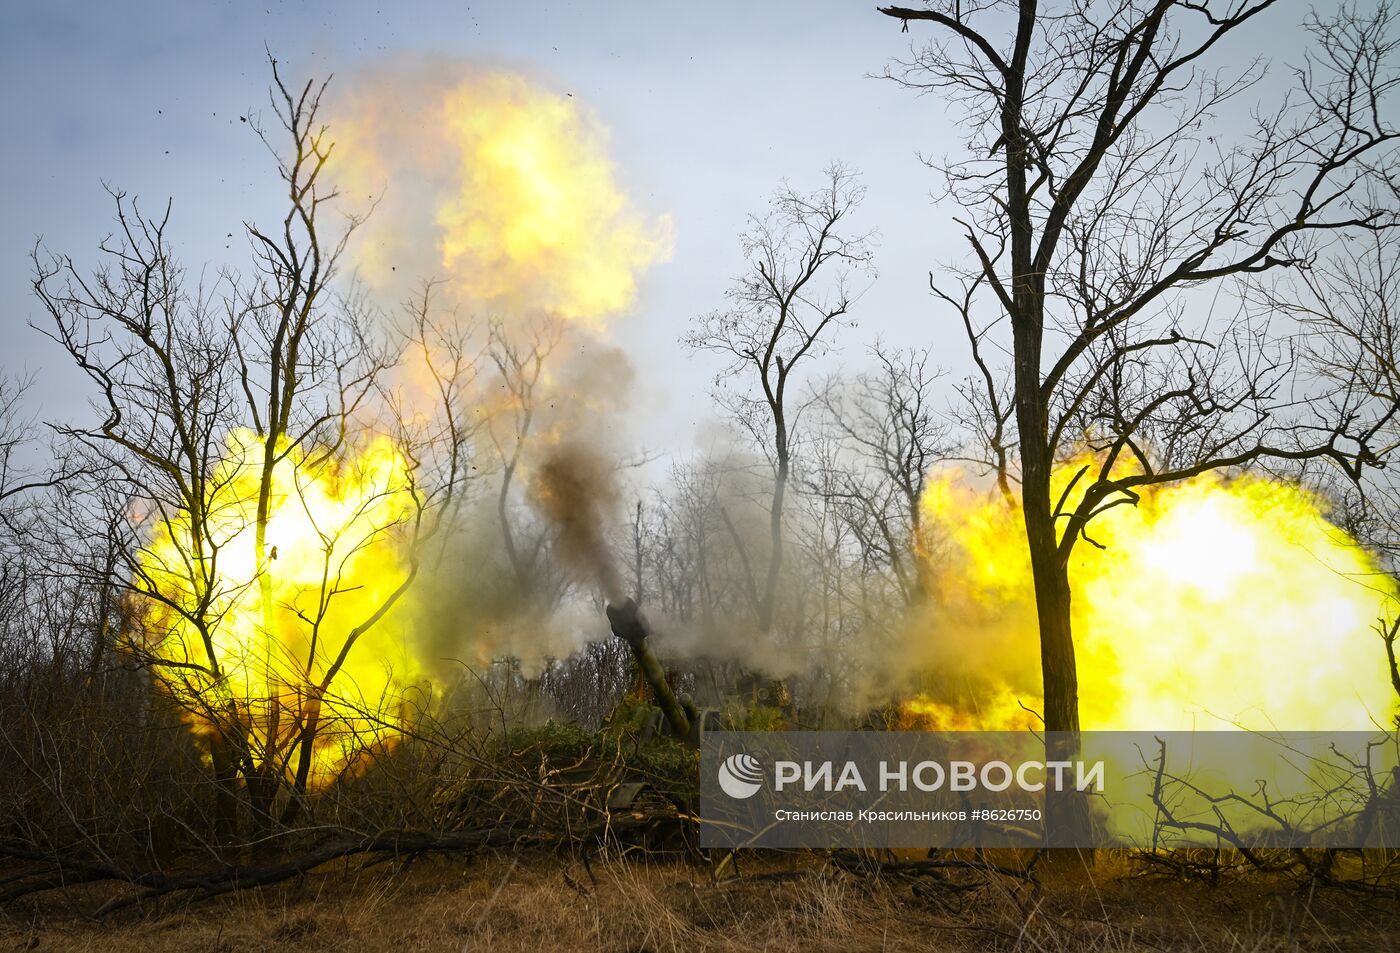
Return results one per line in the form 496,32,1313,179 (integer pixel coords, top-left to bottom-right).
0,0,1329,461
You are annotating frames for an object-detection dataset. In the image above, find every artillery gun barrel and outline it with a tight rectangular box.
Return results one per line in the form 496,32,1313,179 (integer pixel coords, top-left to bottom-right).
606,598,692,742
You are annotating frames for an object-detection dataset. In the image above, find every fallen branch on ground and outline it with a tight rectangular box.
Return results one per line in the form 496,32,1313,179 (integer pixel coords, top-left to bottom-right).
0,828,545,916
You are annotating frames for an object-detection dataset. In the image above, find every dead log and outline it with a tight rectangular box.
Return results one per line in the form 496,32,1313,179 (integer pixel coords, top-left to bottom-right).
0,828,540,916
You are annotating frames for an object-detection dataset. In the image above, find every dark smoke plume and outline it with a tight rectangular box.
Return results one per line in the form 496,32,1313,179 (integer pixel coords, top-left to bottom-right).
529,439,626,603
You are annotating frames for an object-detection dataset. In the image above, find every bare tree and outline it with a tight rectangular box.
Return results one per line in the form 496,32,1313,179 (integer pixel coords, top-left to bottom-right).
32,66,482,840
1267,200,1400,698
878,1,1399,746
685,164,875,635
0,376,61,509
1291,225,1400,524
484,317,562,589
228,64,393,832
814,343,955,606
33,185,254,835
934,273,1018,504
271,283,481,823
647,456,731,645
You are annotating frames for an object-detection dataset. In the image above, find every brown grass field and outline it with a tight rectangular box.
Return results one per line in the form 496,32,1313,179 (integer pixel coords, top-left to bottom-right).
2,852,1397,953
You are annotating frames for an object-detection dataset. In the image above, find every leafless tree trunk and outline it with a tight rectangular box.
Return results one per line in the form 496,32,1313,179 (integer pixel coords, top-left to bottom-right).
685,165,875,635
814,343,954,606
485,317,561,587
1276,194,1400,698
879,0,1398,743
32,63,483,843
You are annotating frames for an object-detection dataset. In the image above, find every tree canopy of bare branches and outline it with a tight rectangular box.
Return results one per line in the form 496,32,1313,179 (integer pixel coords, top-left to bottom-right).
29,64,482,841
879,0,1400,748
685,164,876,635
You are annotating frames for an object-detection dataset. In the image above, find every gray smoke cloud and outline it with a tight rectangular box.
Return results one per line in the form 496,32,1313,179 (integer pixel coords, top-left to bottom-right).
529,439,627,605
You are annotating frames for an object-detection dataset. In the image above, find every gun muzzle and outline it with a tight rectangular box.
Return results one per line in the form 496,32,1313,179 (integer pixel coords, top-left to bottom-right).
606,598,692,743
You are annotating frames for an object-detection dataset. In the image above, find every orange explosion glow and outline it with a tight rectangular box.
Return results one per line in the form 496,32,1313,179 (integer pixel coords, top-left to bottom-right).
136,429,422,785
332,67,671,328
132,70,671,784
905,463,1399,733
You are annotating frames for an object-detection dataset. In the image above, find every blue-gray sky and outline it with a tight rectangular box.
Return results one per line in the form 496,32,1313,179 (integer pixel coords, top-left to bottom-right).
0,0,1326,457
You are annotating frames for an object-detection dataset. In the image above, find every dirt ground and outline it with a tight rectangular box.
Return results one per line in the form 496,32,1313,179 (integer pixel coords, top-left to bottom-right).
1,852,1397,952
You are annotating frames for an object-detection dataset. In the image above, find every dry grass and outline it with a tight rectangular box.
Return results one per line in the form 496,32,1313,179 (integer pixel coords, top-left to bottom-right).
1,852,1397,953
